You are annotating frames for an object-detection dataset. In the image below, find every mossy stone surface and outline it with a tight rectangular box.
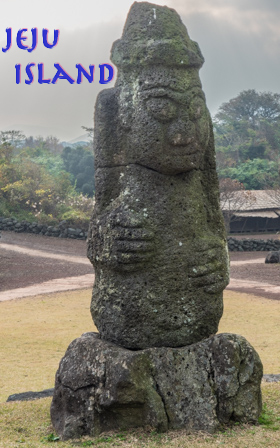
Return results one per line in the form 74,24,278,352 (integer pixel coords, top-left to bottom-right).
52,4,263,440
87,1,229,349
51,332,263,440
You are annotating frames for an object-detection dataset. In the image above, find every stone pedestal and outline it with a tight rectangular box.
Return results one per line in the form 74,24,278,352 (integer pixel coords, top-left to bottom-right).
51,332,262,440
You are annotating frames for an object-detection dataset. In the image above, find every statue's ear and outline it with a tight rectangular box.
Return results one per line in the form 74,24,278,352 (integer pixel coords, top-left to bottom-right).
117,87,134,131
94,88,119,167
94,88,118,128
199,113,216,172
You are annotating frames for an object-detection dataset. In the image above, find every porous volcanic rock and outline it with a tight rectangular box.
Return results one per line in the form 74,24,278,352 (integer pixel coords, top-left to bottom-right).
87,1,229,349
51,3,262,440
265,250,280,263
51,332,263,440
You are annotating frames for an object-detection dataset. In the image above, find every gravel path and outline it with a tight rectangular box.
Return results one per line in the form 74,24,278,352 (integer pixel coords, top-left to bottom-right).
0,243,90,265
0,274,94,302
0,231,93,300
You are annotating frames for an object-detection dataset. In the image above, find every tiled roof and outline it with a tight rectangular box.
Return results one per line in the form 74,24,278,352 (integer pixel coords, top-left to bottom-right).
220,190,280,212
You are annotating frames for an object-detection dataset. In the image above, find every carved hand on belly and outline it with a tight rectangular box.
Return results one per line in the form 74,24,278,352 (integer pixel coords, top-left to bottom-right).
186,246,229,294
90,208,156,270
110,224,155,266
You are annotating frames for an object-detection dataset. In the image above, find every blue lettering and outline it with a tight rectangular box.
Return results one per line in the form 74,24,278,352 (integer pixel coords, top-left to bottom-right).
42,29,60,49
99,64,114,84
52,63,75,84
2,28,12,52
25,63,35,85
38,63,51,84
76,64,94,84
15,64,21,84
27,28,38,53
17,29,29,50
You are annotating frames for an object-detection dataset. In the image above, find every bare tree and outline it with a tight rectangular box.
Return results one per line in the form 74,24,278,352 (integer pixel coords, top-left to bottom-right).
219,178,256,233
0,130,25,146
0,130,25,162
44,136,64,154
81,126,94,151
263,187,280,216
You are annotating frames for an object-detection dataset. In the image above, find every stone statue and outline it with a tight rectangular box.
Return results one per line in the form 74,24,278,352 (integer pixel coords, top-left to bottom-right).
87,1,229,349
51,3,262,439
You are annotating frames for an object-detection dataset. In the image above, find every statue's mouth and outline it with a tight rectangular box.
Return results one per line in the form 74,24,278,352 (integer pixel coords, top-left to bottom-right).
169,143,199,156
170,135,194,146
167,133,199,155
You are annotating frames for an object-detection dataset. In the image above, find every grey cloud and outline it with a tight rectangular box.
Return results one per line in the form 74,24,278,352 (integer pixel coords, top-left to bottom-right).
171,0,280,14
167,0,280,114
0,1,279,140
233,0,280,12
0,21,122,140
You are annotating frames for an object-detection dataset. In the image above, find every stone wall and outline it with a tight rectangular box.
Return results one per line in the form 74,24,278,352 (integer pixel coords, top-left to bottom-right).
1,217,279,250
228,237,280,252
0,217,87,240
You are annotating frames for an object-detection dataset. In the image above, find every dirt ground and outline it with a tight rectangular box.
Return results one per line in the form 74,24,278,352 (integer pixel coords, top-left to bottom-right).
0,230,280,301
0,231,93,293
230,233,280,240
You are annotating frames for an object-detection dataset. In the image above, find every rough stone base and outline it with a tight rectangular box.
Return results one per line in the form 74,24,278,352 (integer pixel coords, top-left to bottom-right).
51,332,263,440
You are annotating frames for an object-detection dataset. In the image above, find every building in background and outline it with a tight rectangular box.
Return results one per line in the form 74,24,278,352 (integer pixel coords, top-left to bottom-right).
220,190,280,233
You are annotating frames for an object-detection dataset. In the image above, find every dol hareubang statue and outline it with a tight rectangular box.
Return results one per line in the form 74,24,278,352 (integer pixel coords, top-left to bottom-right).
87,2,230,349
51,3,262,439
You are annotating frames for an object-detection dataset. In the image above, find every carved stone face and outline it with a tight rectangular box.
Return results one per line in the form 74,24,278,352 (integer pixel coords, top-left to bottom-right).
124,67,211,175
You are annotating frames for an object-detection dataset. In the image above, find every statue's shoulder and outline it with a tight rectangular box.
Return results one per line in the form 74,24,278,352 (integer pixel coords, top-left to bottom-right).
95,88,119,124
96,87,118,106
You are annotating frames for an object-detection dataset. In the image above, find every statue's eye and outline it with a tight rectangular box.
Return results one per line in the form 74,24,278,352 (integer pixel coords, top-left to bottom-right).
188,96,206,120
145,97,177,122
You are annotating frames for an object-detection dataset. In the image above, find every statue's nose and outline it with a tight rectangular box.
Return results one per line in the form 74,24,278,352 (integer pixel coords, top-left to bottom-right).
167,119,195,146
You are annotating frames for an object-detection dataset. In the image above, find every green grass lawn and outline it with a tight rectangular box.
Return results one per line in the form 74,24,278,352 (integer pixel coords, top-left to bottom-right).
1,385,280,448
0,289,280,447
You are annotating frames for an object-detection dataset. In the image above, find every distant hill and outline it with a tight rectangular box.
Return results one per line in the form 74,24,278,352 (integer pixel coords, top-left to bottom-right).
61,140,89,148
69,134,91,144
60,133,93,148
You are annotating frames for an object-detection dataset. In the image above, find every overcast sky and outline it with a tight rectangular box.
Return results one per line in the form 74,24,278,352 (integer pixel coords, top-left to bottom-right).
0,0,279,141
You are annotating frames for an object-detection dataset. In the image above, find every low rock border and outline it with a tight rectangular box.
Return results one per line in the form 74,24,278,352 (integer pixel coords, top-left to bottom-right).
1,217,280,250
0,217,87,240
228,237,280,252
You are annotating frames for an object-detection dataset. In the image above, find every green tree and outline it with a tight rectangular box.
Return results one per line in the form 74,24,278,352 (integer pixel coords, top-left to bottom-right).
215,89,280,128
0,130,25,163
0,131,95,226
214,90,280,187
219,159,279,190
61,146,95,196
